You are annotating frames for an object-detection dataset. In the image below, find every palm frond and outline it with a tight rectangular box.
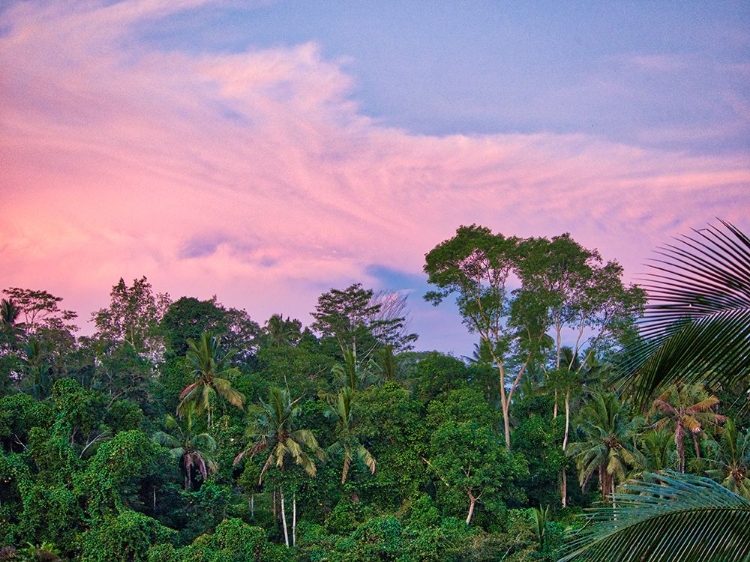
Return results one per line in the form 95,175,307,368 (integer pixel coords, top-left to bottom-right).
558,471,750,562
622,220,750,403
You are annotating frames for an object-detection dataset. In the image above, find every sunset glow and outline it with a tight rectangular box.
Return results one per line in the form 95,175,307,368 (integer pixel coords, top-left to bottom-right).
2,1,748,354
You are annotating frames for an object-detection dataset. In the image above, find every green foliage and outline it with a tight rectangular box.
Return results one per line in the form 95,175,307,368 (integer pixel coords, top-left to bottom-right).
705,418,750,499
0,394,51,453
178,333,245,425
80,510,176,562
567,392,643,501
82,430,172,519
180,518,273,562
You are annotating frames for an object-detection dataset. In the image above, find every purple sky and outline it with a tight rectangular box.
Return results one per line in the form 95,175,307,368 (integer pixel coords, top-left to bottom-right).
1,1,748,356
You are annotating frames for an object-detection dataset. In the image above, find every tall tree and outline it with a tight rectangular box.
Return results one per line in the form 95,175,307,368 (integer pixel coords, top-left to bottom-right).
424,226,643,450
92,277,170,361
177,333,245,427
2,288,78,336
311,283,417,358
234,387,323,547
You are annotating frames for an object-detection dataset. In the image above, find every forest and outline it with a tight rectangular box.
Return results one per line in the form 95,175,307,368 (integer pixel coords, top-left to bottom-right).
0,221,748,561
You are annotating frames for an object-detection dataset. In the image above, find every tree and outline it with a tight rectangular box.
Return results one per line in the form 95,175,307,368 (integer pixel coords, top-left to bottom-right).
233,387,323,547
152,410,218,490
424,226,642,451
623,220,750,402
263,314,303,348
159,296,228,356
311,283,417,358
424,420,526,526
649,382,726,473
706,418,750,499
558,472,750,562
2,288,78,336
566,392,643,502
92,277,170,361
0,298,21,339
177,332,245,427
21,339,52,400
324,386,376,484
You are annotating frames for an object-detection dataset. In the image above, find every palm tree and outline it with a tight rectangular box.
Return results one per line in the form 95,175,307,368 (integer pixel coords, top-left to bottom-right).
331,348,378,391
1,298,21,331
325,386,376,484
22,338,52,400
567,392,644,502
705,418,750,499
623,219,750,402
177,332,245,426
638,428,675,472
233,387,324,547
153,409,218,490
264,314,302,347
649,382,726,472
558,471,750,562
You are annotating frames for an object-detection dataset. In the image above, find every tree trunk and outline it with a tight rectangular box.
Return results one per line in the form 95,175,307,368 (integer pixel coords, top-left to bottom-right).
553,389,558,419
498,363,512,450
466,492,477,525
280,488,290,548
292,493,297,547
250,494,254,519
561,388,571,507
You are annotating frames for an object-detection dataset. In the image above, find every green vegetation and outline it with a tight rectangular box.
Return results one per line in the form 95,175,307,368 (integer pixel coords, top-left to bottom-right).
0,220,747,560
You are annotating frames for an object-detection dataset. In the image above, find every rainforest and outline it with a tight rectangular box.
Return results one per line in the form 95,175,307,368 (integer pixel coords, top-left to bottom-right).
0,221,748,562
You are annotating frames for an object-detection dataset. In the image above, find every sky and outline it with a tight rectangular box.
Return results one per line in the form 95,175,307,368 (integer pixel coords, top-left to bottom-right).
1,0,749,356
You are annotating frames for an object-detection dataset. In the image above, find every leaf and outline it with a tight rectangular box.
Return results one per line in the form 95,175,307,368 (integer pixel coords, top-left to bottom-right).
558,471,750,562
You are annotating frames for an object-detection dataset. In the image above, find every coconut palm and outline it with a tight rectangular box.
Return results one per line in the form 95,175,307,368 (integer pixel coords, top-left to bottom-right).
325,386,376,484
21,338,52,400
638,428,675,472
153,409,218,490
649,382,726,472
705,418,750,500
233,387,324,547
567,391,644,502
0,298,21,332
623,219,750,402
558,471,750,562
177,332,245,426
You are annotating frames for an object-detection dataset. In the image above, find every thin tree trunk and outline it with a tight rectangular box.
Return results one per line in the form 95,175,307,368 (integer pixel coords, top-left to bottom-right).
250,494,254,519
292,493,297,547
553,389,558,419
561,389,571,507
466,492,477,525
280,488,290,548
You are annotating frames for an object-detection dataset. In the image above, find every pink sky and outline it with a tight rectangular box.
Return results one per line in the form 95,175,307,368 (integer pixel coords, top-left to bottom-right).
1,1,748,353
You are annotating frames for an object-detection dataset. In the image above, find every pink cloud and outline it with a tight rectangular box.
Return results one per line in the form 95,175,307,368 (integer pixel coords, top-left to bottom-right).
1,1,748,346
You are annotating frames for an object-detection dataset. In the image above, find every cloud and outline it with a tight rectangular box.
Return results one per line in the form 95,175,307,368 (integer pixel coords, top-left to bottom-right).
1,0,748,352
